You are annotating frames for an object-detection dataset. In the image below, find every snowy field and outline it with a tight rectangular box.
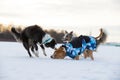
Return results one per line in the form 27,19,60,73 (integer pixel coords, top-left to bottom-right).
0,42,120,80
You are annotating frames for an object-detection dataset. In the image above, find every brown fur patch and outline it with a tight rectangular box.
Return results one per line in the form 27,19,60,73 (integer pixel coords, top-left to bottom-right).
83,50,94,60
51,46,66,59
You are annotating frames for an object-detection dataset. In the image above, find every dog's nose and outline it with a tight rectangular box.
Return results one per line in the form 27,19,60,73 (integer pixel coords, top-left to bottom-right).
51,55,53,58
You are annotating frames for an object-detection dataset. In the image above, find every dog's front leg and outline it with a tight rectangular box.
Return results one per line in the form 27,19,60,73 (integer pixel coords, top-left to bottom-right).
40,45,47,56
74,56,79,60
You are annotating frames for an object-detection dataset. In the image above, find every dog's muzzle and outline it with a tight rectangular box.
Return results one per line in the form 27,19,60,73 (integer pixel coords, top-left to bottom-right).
50,55,54,59
51,55,53,58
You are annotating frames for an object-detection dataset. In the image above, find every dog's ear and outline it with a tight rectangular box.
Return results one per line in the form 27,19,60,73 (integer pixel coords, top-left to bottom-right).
59,46,64,51
70,31,73,35
54,48,57,50
65,30,68,34
100,28,103,32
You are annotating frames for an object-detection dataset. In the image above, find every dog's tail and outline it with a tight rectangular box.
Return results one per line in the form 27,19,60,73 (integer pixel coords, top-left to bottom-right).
95,28,107,47
11,27,21,42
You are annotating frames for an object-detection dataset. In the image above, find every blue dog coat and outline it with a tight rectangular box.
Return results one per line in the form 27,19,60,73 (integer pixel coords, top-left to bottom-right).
63,36,96,59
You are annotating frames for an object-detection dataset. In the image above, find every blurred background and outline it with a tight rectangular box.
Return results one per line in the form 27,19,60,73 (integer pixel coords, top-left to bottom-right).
0,0,120,43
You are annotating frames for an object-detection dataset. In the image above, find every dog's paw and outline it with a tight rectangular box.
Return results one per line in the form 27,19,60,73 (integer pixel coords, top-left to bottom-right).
33,50,39,57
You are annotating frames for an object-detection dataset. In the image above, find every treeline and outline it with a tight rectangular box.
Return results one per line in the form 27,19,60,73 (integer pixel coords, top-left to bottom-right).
0,24,65,43
45,29,64,43
0,24,23,41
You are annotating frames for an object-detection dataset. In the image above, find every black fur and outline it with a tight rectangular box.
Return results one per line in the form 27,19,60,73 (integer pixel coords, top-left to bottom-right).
69,33,107,49
11,25,56,57
70,35,90,48
11,27,21,41
45,39,56,49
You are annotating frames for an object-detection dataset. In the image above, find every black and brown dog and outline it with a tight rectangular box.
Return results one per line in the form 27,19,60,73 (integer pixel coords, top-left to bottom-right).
11,25,56,57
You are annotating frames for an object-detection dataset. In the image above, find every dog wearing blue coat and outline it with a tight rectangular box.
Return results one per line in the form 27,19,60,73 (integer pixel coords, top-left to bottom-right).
51,28,107,60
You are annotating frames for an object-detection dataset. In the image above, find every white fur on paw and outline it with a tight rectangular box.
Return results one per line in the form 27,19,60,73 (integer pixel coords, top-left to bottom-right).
42,49,47,56
33,50,39,57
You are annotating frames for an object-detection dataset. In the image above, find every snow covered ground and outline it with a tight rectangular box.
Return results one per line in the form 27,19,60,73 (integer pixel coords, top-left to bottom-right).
0,42,120,80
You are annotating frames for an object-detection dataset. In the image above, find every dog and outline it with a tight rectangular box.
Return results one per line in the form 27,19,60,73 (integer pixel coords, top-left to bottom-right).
11,25,56,57
62,30,85,58
51,28,107,60
62,30,94,59
62,31,76,43
62,29,107,59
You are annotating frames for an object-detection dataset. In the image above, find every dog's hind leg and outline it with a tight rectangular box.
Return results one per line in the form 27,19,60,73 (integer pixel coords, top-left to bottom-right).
31,42,39,57
88,50,94,60
83,50,88,59
40,45,47,56
23,42,32,57
31,46,39,57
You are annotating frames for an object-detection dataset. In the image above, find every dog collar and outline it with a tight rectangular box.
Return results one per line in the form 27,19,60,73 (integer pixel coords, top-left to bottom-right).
42,34,53,44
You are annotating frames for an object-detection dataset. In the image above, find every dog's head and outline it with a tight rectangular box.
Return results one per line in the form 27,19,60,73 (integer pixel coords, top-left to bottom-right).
45,39,56,49
51,46,66,59
62,31,73,42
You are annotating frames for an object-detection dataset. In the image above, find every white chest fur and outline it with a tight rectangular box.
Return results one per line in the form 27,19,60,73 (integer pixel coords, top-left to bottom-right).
42,34,53,44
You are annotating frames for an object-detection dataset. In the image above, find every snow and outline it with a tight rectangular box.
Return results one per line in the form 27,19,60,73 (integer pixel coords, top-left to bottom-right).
0,42,120,80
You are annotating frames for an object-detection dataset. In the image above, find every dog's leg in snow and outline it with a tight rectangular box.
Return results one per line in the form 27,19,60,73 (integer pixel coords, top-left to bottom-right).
40,45,47,56
74,55,79,60
88,50,94,60
31,42,39,57
31,46,39,57
83,50,88,59
23,42,32,57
